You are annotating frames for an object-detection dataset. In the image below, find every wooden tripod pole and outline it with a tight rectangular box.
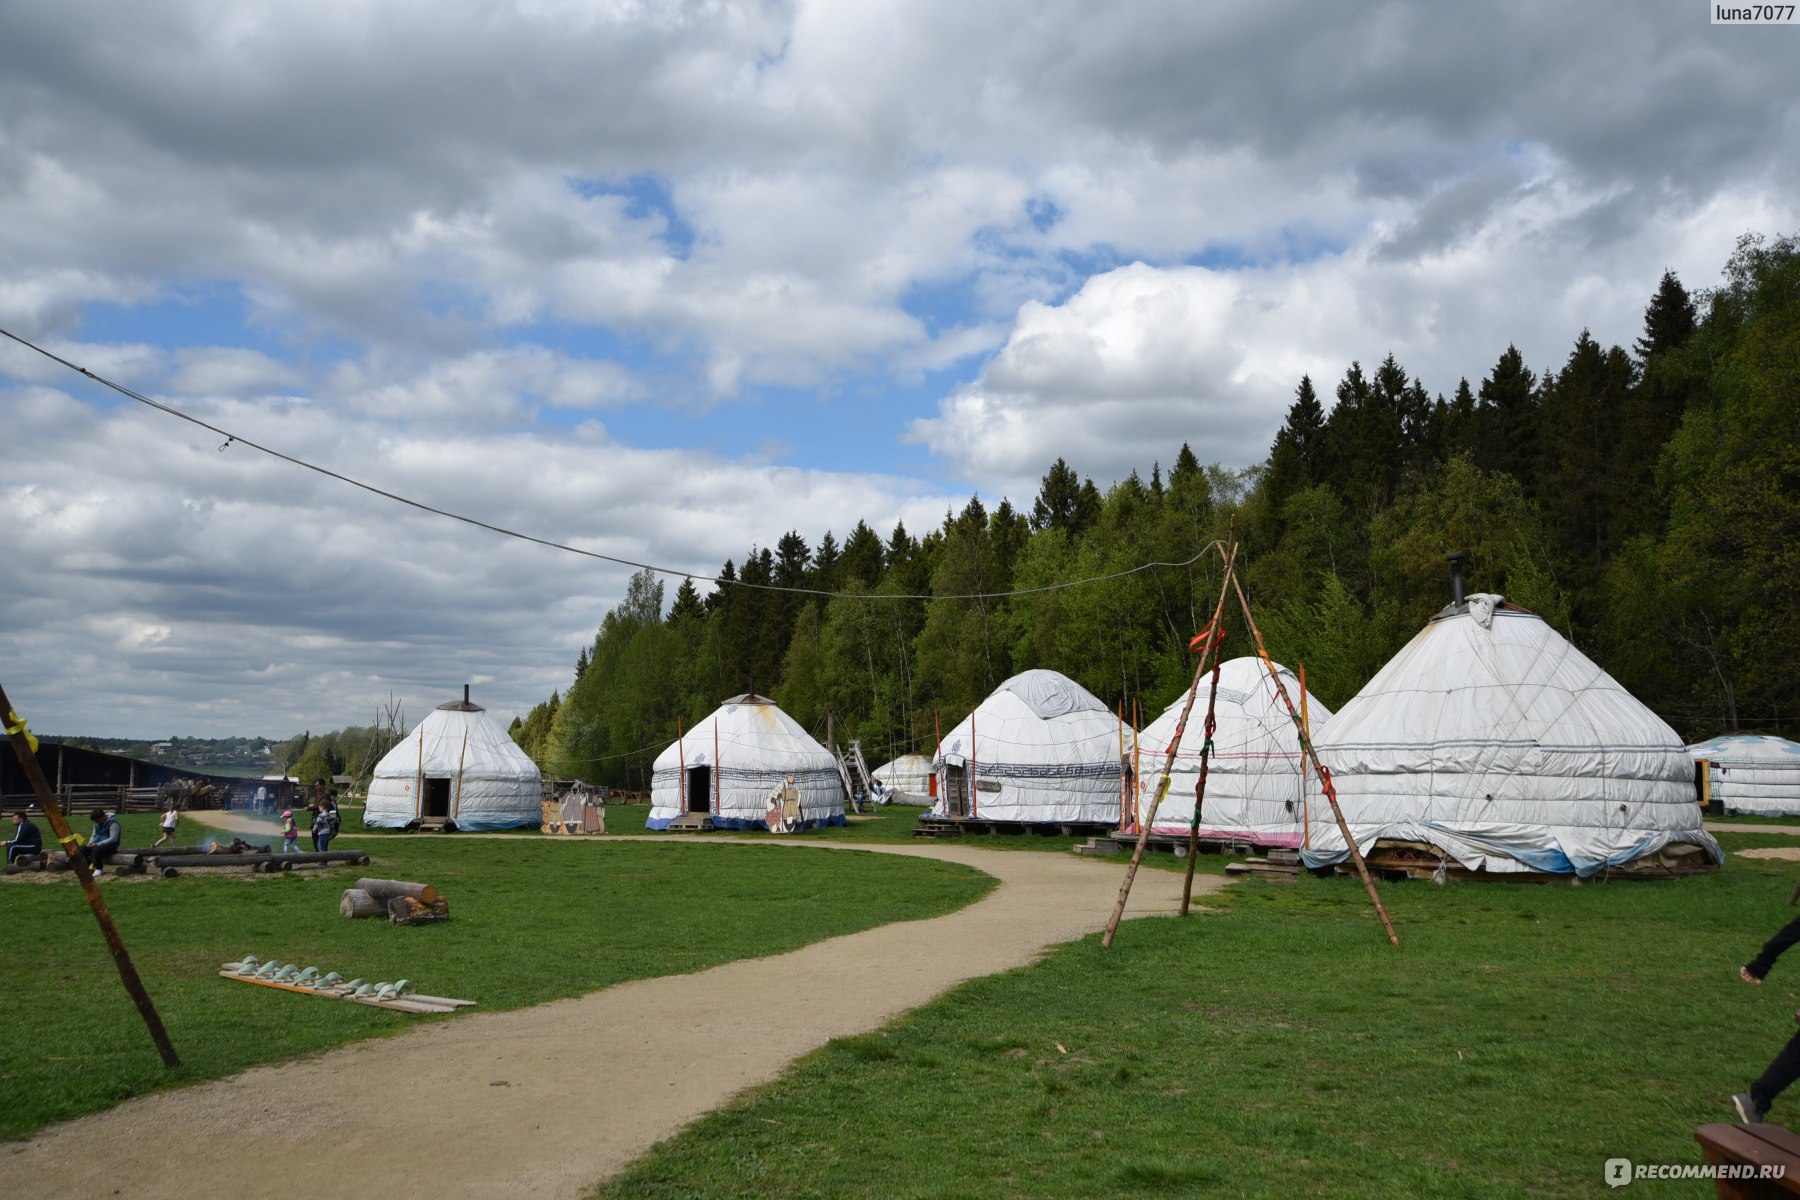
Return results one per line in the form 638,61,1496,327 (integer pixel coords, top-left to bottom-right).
0,682,181,1065
1225,571,1401,948
1101,532,1238,949
1179,637,1227,916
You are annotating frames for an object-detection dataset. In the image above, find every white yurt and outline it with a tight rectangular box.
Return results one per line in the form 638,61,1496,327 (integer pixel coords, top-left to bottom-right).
364,690,543,831
647,694,845,831
931,669,1127,824
1306,593,1722,877
871,753,934,801
1690,735,1800,817
1131,657,1335,848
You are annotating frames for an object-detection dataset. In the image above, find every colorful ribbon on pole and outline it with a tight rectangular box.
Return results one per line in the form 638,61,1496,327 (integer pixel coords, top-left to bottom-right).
4,707,38,752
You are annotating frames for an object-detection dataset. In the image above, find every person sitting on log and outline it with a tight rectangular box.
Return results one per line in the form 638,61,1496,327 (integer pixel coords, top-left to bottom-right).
86,807,121,878
6,811,42,864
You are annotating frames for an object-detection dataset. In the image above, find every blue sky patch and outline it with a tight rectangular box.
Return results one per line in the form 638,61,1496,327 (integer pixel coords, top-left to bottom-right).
569,173,696,258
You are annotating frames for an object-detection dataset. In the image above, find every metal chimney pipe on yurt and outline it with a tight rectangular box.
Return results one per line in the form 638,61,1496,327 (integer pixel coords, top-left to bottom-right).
1447,552,1470,605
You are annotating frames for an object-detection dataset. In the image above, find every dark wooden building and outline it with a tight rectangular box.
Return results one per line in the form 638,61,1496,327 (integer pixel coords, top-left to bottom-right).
1,740,298,813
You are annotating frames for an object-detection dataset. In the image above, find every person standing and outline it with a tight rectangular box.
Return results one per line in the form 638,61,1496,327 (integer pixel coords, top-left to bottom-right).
86,807,121,878
280,809,298,854
5,811,43,864
153,802,179,848
318,792,339,851
1733,909,1800,1122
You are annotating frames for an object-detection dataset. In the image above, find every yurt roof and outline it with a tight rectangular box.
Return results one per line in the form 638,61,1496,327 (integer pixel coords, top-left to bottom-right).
1318,593,1684,755
1690,734,1800,765
652,694,833,771
372,702,540,779
984,669,1109,720
1141,657,1333,745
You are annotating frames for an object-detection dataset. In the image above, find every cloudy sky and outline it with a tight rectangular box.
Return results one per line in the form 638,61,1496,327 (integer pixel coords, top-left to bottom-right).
2,1,1795,739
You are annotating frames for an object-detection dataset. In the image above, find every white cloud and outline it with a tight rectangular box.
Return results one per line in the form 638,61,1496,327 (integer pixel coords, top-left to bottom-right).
910,172,1800,492
1,0,1797,737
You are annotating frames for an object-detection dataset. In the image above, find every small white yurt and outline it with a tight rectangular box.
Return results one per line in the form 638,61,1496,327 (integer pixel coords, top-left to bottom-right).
931,669,1127,825
364,690,543,831
871,753,934,801
1690,735,1800,816
647,694,845,831
1307,593,1722,877
1131,657,1335,848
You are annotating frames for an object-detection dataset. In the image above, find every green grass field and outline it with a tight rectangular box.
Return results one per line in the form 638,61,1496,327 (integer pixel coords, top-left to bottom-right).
12,806,1793,1198
0,811,991,1141
600,831,1800,1199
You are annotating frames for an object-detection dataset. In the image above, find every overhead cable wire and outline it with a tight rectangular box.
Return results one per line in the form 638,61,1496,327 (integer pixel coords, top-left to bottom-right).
2,325,1217,602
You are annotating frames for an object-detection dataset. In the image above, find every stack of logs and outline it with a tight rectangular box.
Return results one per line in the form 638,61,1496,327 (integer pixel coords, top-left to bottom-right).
340,877,451,925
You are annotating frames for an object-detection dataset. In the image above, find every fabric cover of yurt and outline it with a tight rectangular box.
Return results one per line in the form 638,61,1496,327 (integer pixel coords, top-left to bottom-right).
364,699,543,831
1131,657,1335,847
1690,735,1800,817
931,669,1125,824
1305,594,1722,877
647,695,845,831
872,753,934,798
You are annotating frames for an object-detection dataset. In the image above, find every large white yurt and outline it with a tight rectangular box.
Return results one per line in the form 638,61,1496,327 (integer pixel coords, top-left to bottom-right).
1131,657,1334,848
647,694,845,831
1690,735,1800,817
1306,593,1722,877
931,669,1127,824
871,753,934,801
364,691,543,831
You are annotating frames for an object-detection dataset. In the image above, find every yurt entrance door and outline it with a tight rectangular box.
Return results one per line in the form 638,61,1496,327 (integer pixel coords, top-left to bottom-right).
685,766,712,812
943,764,970,817
423,777,451,820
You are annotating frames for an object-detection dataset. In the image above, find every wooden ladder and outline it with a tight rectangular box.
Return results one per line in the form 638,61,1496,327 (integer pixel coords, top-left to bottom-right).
846,739,872,797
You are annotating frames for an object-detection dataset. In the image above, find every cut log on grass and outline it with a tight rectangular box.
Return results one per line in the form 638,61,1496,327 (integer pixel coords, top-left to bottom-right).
340,889,384,918
260,851,371,868
356,878,439,904
388,895,452,925
153,854,278,871
122,844,213,857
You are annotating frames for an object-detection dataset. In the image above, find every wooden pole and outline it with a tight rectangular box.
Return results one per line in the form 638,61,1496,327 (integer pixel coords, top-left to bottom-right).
1101,531,1238,949
970,709,978,820
1299,662,1312,851
1132,698,1140,832
453,729,468,822
1116,702,1127,831
932,709,941,800
0,683,180,1066
1180,644,1227,916
415,723,424,823
1226,569,1400,948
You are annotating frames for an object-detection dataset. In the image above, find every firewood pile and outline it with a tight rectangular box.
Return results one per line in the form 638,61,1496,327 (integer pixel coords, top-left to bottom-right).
340,877,451,925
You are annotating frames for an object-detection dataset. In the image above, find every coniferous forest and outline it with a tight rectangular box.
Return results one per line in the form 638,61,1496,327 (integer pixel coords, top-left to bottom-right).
511,233,1800,789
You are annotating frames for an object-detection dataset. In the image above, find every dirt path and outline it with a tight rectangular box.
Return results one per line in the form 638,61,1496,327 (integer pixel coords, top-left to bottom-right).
7,817,1221,1199
1708,822,1800,836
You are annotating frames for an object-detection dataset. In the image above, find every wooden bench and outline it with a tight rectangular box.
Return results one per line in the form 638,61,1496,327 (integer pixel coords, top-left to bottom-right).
1695,1123,1800,1197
